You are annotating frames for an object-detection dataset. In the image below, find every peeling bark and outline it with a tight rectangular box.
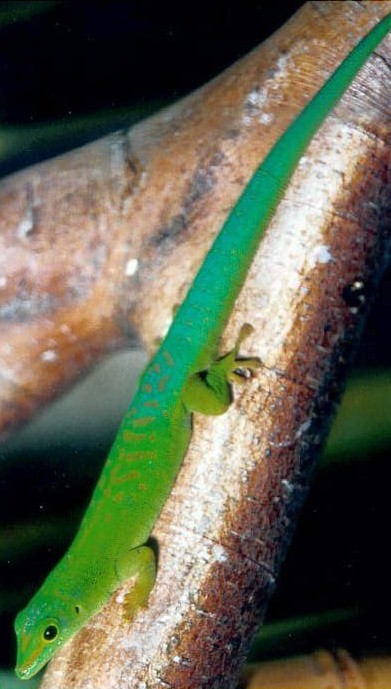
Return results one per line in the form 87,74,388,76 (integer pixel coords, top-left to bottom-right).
1,1,390,688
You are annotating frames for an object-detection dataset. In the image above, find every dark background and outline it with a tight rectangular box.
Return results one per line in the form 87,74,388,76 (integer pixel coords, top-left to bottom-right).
0,1,303,177
0,2,390,685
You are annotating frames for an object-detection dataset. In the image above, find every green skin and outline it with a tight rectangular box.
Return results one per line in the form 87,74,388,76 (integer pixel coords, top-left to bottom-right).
15,13,391,680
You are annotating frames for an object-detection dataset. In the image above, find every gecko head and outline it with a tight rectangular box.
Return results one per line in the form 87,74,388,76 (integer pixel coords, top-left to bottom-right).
14,591,85,680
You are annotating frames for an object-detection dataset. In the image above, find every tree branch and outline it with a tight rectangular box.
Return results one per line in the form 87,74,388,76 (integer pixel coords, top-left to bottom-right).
2,1,390,687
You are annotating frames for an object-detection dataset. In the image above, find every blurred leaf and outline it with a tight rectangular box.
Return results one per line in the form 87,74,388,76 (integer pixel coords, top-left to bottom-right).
248,607,362,660
321,370,391,464
0,670,40,688
0,512,78,564
0,1,60,28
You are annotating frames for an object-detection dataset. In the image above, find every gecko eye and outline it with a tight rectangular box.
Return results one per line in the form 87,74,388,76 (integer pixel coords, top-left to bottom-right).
43,624,58,642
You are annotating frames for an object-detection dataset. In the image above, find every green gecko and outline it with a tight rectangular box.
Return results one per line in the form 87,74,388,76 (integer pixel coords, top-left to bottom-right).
15,13,391,680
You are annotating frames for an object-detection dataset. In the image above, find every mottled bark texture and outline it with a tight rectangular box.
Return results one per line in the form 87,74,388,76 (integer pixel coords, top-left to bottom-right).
2,1,390,688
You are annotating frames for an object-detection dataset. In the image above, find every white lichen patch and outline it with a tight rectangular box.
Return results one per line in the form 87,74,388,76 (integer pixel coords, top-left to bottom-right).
281,478,294,495
214,545,228,562
241,50,292,127
59,323,77,342
295,419,312,438
259,112,274,126
308,244,333,268
297,155,309,168
160,314,174,339
41,349,58,363
0,276,7,288
125,258,139,277
17,214,34,239
242,88,270,127
247,89,267,108
276,53,289,73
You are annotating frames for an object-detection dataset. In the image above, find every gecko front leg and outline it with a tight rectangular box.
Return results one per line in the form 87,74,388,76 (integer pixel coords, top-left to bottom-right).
115,545,156,619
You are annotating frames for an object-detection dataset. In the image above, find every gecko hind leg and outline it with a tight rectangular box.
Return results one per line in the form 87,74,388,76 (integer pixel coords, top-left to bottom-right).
183,323,260,415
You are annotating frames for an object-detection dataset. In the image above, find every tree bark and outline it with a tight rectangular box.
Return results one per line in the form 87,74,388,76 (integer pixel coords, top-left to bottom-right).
2,1,390,688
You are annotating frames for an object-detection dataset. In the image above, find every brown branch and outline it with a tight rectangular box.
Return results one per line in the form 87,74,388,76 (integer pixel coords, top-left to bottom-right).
242,650,391,689
2,1,390,687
